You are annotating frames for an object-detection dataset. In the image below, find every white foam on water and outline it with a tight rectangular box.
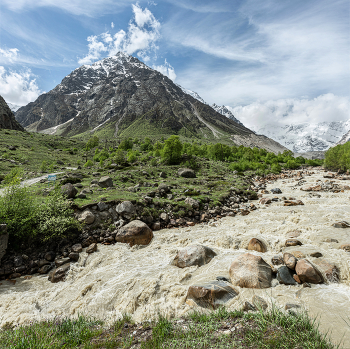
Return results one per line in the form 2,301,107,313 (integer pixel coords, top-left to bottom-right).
0,169,349,346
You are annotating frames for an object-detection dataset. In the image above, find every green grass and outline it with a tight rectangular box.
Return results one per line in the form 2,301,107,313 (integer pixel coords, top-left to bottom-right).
0,307,337,349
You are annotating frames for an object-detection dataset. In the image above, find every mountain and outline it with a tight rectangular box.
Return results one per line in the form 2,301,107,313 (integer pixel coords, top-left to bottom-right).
15,52,286,153
211,104,243,126
0,95,24,131
336,128,350,145
7,102,21,113
252,120,350,152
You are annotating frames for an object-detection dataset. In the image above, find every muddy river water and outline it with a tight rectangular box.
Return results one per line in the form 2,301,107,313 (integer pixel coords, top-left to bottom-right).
0,169,349,346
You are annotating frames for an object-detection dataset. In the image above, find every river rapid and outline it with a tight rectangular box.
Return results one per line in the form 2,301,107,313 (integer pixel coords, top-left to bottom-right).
0,169,349,346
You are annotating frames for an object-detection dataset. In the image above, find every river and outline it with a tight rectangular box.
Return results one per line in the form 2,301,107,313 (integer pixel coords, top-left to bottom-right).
0,169,349,347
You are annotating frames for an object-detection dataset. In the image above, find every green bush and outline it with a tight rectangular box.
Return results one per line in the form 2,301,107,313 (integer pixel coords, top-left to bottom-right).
85,136,99,151
324,142,350,170
84,160,94,167
161,135,182,164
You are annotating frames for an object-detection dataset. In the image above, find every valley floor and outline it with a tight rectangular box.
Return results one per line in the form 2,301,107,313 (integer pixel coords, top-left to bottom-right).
0,169,349,348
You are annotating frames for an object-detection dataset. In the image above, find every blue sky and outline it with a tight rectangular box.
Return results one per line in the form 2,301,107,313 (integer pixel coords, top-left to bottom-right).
0,0,349,128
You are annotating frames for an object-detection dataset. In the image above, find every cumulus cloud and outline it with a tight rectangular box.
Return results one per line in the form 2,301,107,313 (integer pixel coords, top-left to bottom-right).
78,3,160,65
229,94,350,131
0,66,42,106
153,59,176,80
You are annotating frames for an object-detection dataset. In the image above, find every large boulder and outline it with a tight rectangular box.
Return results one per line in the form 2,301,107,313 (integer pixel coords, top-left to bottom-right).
115,220,153,246
116,201,136,219
229,253,272,289
295,259,323,284
172,245,217,268
61,183,78,199
178,168,196,178
98,176,113,188
0,224,8,266
283,252,298,270
247,238,267,253
313,258,339,283
78,210,95,224
186,280,239,309
49,263,70,283
277,266,297,285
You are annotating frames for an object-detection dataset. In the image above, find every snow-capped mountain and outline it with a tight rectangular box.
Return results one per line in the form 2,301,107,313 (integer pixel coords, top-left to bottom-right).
175,84,207,105
336,129,350,145
211,104,243,126
7,102,21,112
254,120,350,152
15,52,286,153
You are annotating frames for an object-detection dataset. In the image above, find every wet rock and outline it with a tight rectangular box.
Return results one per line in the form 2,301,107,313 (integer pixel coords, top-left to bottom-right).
55,257,70,267
115,220,153,246
44,251,56,262
293,274,302,284
15,265,26,273
284,200,304,206
283,252,298,270
13,256,23,267
277,266,297,285
271,255,284,265
61,183,78,199
186,280,239,309
247,238,267,253
285,303,301,310
285,239,303,247
290,251,305,259
172,245,217,268
151,222,161,231
310,252,323,258
185,197,199,209
78,210,95,225
116,201,136,219
86,243,97,254
323,238,338,243
229,253,272,289
50,263,70,283
68,252,79,262
313,258,339,283
98,176,113,188
178,168,196,178
71,243,82,253
216,276,230,282
295,259,323,284
332,221,350,228
259,198,272,205
286,230,301,238
270,188,282,194
340,244,350,252
38,259,50,267
82,236,96,247
252,295,268,310
39,264,52,274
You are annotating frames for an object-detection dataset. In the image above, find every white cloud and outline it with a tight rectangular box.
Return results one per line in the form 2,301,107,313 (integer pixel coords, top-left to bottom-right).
111,22,114,28
0,48,19,63
153,59,176,80
229,94,350,130
0,66,42,106
78,3,160,64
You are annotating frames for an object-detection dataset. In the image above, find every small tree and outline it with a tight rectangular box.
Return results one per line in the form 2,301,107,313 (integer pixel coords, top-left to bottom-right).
85,136,99,151
161,135,183,164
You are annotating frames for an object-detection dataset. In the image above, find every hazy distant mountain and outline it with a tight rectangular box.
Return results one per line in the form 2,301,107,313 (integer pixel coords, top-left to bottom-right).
0,96,24,131
336,128,350,145
253,120,350,152
16,52,286,153
7,102,21,113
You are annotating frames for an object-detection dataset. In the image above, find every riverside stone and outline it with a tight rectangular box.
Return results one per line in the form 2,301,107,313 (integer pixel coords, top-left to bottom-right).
78,210,95,225
295,259,323,284
98,176,113,188
61,183,78,199
172,245,217,268
86,243,97,254
277,266,297,285
184,197,199,209
71,244,82,253
186,280,239,309
247,238,267,253
332,221,350,228
116,201,136,219
115,220,153,246
313,258,339,283
283,252,298,270
229,253,272,289
340,244,350,252
285,239,302,247
178,168,196,178
50,263,70,283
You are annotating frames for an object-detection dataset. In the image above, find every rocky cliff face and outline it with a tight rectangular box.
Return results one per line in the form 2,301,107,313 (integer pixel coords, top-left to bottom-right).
16,52,286,153
0,96,24,131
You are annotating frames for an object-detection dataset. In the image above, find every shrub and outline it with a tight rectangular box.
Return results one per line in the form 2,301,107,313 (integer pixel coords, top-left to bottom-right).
40,160,48,172
119,138,134,151
85,136,99,151
84,160,94,167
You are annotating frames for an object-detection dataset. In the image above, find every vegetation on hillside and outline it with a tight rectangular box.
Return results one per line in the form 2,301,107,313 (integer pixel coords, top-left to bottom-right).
324,142,350,171
0,307,336,348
